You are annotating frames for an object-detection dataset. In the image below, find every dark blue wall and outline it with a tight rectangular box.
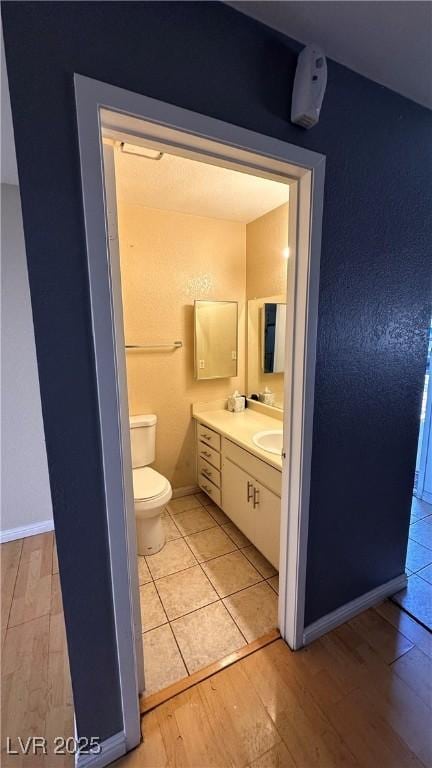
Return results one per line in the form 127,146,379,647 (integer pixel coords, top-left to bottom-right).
2,0,431,740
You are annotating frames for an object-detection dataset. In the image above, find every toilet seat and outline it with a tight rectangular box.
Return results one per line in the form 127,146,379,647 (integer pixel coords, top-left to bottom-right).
132,467,172,514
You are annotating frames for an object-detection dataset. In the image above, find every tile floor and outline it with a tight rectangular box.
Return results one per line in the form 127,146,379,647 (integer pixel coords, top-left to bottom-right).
392,496,432,630
139,492,279,695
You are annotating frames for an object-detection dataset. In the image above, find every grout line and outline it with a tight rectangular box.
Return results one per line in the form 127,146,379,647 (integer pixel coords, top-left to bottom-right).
143,494,278,687
218,600,248,643
389,597,432,634
176,521,219,538
145,557,199,581
165,594,221,626
169,620,196,676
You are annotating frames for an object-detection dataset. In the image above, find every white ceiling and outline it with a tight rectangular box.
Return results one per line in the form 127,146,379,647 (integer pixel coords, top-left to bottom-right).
115,147,289,223
228,1,432,109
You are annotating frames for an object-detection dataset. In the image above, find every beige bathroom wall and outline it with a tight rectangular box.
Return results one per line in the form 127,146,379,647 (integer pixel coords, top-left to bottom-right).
246,203,289,300
246,203,289,406
117,202,246,490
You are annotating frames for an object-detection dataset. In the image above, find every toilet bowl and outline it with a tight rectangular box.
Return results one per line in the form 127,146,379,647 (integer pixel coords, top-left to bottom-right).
129,414,172,556
133,466,172,555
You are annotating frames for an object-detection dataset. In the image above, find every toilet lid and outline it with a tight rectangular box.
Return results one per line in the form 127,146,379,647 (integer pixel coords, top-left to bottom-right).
132,467,170,501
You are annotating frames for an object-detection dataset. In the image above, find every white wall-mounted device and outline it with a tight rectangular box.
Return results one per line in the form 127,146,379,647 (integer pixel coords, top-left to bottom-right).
291,45,327,129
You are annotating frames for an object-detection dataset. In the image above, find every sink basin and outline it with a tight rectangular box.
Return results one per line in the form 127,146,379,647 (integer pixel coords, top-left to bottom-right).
252,430,283,455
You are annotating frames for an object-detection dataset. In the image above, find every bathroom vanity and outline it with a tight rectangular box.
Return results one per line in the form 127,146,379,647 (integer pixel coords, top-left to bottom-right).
193,405,283,569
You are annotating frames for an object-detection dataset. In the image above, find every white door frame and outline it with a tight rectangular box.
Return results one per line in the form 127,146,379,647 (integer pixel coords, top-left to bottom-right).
74,74,325,754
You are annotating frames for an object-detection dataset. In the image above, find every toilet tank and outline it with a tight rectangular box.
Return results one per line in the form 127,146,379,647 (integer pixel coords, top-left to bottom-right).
129,414,157,468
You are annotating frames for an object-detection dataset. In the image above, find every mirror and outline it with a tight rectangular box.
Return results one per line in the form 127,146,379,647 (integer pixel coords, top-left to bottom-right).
247,294,286,410
245,201,289,411
194,300,238,380
263,303,286,373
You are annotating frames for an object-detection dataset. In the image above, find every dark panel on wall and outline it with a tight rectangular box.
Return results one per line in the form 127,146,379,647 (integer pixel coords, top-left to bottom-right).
2,0,431,736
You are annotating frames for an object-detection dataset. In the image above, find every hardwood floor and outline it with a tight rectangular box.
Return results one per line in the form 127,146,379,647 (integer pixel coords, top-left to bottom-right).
2,532,431,767
1,533,74,766
118,608,432,768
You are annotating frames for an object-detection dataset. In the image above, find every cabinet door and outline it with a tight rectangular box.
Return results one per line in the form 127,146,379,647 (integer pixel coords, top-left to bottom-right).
254,482,281,570
222,458,255,543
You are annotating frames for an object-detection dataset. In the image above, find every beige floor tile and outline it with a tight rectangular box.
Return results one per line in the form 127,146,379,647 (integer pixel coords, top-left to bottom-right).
267,575,279,594
202,550,262,598
222,522,251,548
195,491,213,506
171,601,245,673
142,624,187,695
185,527,237,563
223,582,278,642
155,565,218,620
243,545,278,579
162,511,181,541
146,539,197,580
206,504,230,525
174,507,218,536
140,582,167,632
137,556,152,585
167,495,203,515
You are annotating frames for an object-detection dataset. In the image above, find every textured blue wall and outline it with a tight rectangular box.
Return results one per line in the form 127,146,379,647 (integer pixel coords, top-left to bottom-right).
2,0,431,739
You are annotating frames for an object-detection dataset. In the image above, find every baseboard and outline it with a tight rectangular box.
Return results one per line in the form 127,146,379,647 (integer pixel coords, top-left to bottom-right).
0,518,54,543
172,484,200,499
303,573,408,646
75,731,126,768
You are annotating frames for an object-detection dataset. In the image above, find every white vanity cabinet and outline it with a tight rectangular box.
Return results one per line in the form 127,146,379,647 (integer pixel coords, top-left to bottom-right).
196,423,222,506
222,458,256,543
196,421,281,569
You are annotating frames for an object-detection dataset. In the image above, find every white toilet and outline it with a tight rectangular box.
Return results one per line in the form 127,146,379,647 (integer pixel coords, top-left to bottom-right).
129,414,172,556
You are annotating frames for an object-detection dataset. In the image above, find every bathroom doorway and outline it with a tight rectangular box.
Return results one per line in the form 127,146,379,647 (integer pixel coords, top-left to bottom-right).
105,139,290,697
75,74,325,743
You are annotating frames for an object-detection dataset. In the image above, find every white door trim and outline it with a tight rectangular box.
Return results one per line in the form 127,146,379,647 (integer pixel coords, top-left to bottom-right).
74,74,325,752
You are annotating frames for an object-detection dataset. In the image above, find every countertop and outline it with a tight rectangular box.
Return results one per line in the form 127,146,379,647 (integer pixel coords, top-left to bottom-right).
193,407,283,470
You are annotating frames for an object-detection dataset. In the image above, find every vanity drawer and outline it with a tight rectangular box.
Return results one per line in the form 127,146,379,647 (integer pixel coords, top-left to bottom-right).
198,456,221,488
222,438,282,496
198,475,221,506
197,441,221,470
197,423,221,452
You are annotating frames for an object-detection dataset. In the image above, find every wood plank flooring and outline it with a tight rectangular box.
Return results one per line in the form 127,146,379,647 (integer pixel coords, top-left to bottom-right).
2,532,431,767
118,608,432,768
1,533,74,766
